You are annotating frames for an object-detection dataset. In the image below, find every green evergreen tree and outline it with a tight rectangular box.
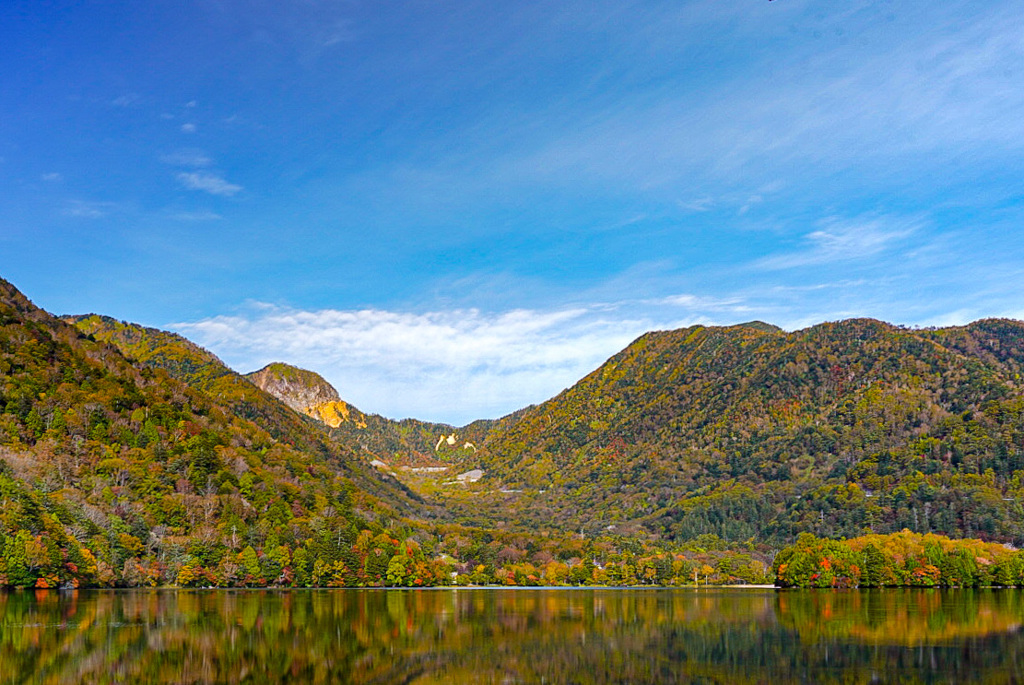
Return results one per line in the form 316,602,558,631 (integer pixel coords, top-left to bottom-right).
861,544,886,587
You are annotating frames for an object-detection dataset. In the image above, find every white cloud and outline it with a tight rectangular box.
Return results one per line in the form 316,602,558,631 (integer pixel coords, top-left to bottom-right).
649,294,751,313
177,172,242,197
678,197,714,212
172,304,691,424
166,235,1024,424
756,216,921,270
738,195,762,216
180,123,197,133
41,172,62,182
922,309,978,328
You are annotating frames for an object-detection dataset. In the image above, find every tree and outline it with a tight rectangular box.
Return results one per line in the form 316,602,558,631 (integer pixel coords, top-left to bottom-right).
239,546,262,586
861,543,886,587
386,554,412,587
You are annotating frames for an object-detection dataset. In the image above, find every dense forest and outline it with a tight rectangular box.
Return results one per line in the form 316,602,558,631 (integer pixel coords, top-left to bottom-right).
0,278,768,589
774,530,1024,588
5,276,1024,590
459,318,1024,545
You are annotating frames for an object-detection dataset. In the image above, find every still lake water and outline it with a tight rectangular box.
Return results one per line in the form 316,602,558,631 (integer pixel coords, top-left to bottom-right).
2,587,1024,684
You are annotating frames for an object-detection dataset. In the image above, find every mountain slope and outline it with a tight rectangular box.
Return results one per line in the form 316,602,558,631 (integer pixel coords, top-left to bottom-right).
27,275,1024,569
468,319,1024,544
66,315,337,450
69,315,508,477
1,280,435,588
65,315,428,497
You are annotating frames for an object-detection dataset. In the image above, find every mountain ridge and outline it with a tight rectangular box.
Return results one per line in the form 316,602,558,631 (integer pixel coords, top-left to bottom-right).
66,303,1024,548
9,273,1024,591
454,316,1024,543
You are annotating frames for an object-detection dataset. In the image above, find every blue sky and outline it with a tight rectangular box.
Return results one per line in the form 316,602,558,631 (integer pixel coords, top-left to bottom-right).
2,0,1023,424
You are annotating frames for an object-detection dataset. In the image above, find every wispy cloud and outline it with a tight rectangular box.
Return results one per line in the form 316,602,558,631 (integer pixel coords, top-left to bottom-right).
678,197,714,212
161,149,212,167
479,3,1024,198
756,216,922,270
180,123,197,134
111,94,140,107
168,210,222,221
648,293,751,313
41,172,62,182
62,200,120,218
177,171,242,197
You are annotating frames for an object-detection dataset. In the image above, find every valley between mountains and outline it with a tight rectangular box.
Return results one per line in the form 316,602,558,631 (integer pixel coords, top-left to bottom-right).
3,275,1024,589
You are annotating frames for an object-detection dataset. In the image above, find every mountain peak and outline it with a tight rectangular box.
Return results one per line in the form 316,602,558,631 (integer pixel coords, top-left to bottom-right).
731,320,783,333
244,363,364,428
245,363,340,409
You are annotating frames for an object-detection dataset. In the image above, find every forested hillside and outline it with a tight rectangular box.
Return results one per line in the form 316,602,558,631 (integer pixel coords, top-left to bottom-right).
468,319,1024,545
70,319,506,467
69,318,451,463
8,274,1024,589
2,280,769,589
773,530,1024,588
0,281,434,588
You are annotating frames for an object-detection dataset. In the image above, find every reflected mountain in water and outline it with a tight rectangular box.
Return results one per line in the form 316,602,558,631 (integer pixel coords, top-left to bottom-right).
3,588,1024,684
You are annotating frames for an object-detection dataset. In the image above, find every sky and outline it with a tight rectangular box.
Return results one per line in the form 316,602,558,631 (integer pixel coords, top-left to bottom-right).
2,0,1023,424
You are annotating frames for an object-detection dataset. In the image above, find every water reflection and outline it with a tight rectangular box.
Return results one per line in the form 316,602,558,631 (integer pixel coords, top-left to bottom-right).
2,588,1024,683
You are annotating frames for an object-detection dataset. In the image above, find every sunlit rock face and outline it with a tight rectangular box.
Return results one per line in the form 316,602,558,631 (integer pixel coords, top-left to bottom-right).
245,363,366,428
310,400,367,429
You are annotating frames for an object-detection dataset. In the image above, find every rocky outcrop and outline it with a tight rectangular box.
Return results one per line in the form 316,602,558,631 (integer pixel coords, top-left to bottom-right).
245,363,365,428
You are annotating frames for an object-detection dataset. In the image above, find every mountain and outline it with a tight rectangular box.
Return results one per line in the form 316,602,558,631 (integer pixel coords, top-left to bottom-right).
66,315,336,450
10,273,1024,589
68,315,508,474
60,302,1024,551
245,362,345,421
461,318,1024,545
0,282,441,589
244,361,510,468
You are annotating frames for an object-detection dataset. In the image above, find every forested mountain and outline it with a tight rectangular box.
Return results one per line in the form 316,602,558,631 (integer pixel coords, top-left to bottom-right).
62,305,1024,550
7,274,1024,590
465,318,1024,545
68,317,458,465
65,314,438,507
9,283,762,590
0,281,436,588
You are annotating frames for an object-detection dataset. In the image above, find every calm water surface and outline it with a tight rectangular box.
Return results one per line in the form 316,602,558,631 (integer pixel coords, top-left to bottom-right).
2,587,1023,683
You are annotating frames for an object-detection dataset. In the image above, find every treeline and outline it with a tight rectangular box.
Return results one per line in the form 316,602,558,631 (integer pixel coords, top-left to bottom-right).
0,467,771,589
773,530,1024,588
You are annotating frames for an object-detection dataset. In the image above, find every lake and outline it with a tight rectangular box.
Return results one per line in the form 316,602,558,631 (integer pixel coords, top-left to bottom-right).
2,587,1024,683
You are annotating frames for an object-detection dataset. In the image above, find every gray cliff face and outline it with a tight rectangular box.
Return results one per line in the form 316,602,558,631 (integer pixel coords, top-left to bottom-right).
245,363,340,413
